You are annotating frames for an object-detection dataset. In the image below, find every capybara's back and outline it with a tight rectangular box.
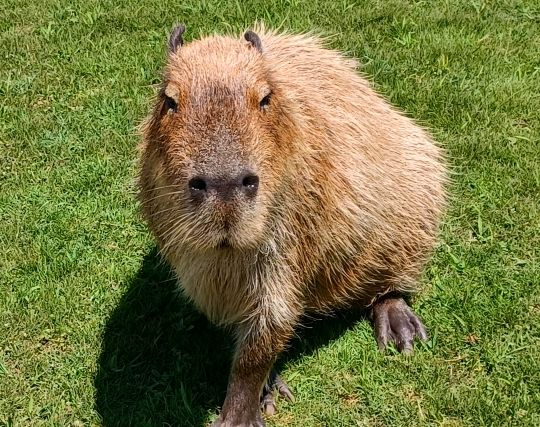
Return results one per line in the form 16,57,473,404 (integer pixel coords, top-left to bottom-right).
138,26,446,426
253,31,446,311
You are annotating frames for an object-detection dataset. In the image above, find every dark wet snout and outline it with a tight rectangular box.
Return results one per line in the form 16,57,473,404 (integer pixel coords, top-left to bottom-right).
188,172,259,201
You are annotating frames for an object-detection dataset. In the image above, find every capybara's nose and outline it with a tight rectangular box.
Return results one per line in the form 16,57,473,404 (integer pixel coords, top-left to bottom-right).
188,172,259,200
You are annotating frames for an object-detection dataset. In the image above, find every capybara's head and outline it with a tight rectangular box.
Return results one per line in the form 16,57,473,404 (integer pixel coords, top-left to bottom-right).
141,26,297,252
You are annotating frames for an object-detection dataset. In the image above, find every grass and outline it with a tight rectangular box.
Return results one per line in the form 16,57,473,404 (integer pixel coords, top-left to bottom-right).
1,0,539,425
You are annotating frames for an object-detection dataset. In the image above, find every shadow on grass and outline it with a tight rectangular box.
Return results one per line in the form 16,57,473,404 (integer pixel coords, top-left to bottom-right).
95,248,367,426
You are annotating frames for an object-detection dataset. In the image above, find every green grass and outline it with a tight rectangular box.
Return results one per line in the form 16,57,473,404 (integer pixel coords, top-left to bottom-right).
1,0,539,425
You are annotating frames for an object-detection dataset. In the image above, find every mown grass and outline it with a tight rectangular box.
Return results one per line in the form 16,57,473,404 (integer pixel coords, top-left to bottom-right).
1,0,539,426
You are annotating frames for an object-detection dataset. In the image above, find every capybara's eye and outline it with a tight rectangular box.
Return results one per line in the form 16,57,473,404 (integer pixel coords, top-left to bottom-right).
164,96,178,114
259,93,271,111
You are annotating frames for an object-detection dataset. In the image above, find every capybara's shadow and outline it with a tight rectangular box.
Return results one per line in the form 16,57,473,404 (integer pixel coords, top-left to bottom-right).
95,248,367,426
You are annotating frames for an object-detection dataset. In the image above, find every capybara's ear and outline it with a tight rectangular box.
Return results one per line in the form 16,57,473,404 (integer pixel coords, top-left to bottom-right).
244,30,262,53
168,24,186,54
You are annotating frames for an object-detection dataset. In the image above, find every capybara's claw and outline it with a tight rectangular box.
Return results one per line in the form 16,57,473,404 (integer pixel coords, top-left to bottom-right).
373,297,428,353
260,370,294,415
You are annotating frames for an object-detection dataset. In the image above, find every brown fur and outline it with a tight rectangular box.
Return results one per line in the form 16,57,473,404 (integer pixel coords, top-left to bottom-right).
138,26,446,425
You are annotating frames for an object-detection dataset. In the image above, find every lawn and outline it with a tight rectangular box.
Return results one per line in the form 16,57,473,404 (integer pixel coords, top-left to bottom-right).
1,0,539,425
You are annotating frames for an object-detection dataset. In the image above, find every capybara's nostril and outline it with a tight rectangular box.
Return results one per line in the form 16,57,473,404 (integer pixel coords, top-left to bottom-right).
188,177,207,192
242,174,259,190
200,173,259,200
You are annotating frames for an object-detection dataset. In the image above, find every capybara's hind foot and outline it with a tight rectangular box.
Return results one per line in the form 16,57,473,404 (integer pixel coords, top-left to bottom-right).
372,297,428,353
260,370,294,416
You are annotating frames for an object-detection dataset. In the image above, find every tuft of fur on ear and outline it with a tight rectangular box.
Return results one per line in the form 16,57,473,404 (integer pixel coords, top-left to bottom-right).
244,30,262,53
168,24,186,54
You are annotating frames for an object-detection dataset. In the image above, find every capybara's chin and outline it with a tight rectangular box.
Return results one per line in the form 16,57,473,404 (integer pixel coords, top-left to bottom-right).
184,199,268,252
190,220,267,253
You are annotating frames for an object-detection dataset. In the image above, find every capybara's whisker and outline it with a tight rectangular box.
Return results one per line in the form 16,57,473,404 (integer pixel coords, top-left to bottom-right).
137,190,185,206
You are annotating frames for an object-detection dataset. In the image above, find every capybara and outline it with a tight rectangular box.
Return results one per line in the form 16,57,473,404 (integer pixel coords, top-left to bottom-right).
138,25,446,426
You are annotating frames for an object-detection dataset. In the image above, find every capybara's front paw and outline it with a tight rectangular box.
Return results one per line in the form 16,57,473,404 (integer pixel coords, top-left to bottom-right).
260,370,294,416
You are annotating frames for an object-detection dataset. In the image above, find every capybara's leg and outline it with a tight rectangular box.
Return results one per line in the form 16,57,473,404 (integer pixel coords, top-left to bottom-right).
372,296,428,353
260,369,294,416
211,319,295,427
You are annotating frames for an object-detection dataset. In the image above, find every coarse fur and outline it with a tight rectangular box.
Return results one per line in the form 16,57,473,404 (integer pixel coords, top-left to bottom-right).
138,26,446,425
